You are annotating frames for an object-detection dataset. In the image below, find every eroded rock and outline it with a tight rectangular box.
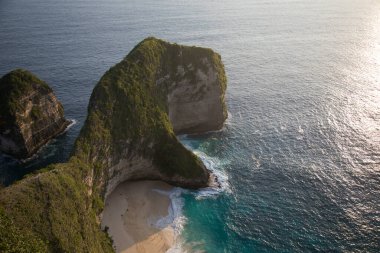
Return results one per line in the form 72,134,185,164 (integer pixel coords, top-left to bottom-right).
0,69,70,159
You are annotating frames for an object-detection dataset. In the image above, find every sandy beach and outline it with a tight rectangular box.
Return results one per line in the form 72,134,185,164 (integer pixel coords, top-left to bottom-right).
101,180,175,253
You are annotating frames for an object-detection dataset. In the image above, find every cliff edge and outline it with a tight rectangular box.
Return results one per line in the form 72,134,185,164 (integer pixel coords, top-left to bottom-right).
0,69,70,159
0,38,227,253
74,37,227,197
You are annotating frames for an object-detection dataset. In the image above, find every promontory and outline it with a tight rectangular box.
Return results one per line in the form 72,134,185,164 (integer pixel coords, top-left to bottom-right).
0,37,227,252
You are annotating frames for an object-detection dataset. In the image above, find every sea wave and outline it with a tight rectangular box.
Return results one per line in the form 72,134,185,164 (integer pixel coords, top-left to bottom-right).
179,137,231,196
193,150,231,200
153,187,188,253
153,144,231,253
153,187,186,234
62,118,77,133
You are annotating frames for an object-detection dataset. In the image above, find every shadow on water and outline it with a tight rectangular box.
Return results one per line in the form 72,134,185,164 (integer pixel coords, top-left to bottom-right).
0,121,79,186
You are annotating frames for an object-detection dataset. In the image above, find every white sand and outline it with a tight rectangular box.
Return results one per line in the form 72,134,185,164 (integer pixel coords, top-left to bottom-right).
101,180,175,253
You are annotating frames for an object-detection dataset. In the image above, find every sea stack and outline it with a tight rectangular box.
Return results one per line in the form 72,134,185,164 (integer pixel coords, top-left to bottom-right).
0,69,70,159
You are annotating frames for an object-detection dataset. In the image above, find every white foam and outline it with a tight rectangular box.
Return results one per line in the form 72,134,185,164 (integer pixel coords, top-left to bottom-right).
193,150,231,200
62,119,77,133
155,141,231,252
298,125,304,134
152,187,188,253
153,187,187,234
225,110,233,125
166,241,189,253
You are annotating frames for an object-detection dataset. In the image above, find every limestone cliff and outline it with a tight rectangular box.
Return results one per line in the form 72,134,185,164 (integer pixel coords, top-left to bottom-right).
74,37,227,198
158,41,227,134
0,38,227,253
0,69,70,159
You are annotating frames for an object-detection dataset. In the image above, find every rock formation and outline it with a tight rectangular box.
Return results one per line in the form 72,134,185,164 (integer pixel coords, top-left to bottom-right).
74,37,227,198
0,69,70,159
0,38,227,253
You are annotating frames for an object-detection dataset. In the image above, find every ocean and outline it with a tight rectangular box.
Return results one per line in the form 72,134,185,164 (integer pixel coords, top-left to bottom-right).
0,0,379,252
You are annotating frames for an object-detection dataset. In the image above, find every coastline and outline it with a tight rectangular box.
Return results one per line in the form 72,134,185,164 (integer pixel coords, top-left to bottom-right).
20,119,77,163
101,180,176,253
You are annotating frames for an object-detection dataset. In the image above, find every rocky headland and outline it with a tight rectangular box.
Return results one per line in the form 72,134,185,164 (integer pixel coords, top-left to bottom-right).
0,37,227,253
0,69,70,159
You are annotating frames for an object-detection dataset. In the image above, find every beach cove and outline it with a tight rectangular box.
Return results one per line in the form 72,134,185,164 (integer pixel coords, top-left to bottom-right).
101,181,176,253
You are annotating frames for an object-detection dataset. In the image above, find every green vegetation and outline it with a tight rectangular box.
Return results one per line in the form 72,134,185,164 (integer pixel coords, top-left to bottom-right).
0,158,114,253
31,106,43,120
0,69,51,120
0,208,47,253
74,37,225,183
0,68,69,159
0,37,227,252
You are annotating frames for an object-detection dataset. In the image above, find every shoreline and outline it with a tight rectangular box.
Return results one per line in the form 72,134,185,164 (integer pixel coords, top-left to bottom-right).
20,118,77,163
101,180,176,253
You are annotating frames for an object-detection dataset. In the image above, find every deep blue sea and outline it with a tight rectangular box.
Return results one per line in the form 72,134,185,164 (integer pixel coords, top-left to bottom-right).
1,0,379,252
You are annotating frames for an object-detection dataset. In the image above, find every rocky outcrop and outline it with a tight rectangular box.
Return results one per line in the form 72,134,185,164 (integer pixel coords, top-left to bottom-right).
0,38,227,253
73,37,227,198
0,69,70,159
157,44,227,134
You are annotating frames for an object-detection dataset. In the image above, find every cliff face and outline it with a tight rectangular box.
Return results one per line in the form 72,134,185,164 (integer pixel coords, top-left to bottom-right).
0,38,227,253
0,69,70,159
160,46,227,134
74,37,227,198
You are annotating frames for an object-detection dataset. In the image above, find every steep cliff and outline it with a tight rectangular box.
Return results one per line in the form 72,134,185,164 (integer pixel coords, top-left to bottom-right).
0,69,70,159
74,37,227,198
0,38,227,252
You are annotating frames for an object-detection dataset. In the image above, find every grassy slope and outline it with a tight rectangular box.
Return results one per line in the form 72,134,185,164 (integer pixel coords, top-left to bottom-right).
0,158,114,253
0,38,226,252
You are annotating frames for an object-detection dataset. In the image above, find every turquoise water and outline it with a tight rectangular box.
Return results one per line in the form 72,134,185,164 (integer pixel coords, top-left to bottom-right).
1,0,379,252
